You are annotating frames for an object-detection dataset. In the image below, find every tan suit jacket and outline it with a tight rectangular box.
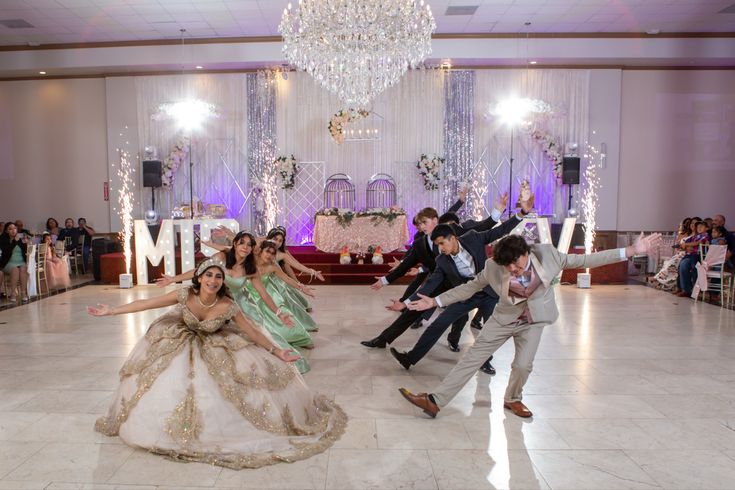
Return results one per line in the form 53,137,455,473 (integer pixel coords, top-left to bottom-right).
437,244,624,325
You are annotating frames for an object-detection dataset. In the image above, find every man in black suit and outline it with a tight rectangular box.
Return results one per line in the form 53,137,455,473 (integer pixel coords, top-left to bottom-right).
362,198,528,349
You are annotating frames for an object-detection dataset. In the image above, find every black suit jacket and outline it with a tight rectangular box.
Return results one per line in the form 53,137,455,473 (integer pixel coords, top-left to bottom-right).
410,215,522,301
0,235,28,269
385,232,438,284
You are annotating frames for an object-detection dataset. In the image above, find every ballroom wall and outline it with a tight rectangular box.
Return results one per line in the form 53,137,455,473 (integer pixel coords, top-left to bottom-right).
618,70,735,231
1,69,733,234
0,78,110,233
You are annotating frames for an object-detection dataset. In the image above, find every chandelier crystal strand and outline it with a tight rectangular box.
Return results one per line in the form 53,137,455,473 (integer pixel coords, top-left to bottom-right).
279,0,436,109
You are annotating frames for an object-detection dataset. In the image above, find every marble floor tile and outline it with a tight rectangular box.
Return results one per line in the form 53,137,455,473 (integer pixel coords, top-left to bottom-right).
325,448,437,490
625,449,735,489
527,449,659,489
0,441,45,479
548,419,664,450
427,449,549,490
0,283,734,489
331,418,378,449
4,442,134,483
214,452,327,489
377,418,474,449
106,449,221,486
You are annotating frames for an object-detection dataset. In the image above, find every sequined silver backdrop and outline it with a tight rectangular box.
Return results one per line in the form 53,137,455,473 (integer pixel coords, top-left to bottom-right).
246,71,278,236
442,70,475,216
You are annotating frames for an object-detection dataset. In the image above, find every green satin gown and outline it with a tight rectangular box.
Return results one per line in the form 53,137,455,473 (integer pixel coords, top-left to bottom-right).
269,276,317,331
224,274,310,374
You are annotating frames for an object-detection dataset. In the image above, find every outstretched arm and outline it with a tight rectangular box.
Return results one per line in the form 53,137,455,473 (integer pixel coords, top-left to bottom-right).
231,311,301,363
277,251,325,282
272,264,316,298
249,275,294,327
555,233,662,270
88,289,179,316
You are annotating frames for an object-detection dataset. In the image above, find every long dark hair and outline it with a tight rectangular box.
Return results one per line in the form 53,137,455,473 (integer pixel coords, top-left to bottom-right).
46,218,58,231
266,227,287,253
191,263,231,299
225,231,257,275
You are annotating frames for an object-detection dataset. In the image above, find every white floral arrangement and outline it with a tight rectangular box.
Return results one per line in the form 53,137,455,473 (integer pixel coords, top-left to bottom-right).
531,129,563,179
162,139,188,188
316,207,406,228
274,154,299,189
328,109,369,144
416,154,444,190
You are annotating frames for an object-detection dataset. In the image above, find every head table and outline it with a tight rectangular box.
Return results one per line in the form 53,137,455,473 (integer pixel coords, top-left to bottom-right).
313,214,409,254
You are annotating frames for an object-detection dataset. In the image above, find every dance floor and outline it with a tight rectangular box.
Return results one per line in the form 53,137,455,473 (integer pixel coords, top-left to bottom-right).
1,283,735,489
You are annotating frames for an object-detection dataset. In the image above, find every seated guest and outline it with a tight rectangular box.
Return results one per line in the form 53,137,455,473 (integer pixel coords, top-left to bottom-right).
652,217,691,291
45,218,61,241
0,223,29,303
57,218,81,253
41,232,70,290
676,220,709,297
77,217,95,270
14,219,31,236
711,226,728,246
712,214,733,267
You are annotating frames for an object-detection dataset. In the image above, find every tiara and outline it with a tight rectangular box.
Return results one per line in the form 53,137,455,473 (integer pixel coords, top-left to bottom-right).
195,257,226,276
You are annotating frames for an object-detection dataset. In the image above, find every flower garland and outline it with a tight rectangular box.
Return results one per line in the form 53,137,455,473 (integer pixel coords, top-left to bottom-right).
316,207,406,229
416,154,444,190
328,109,369,144
531,129,563,179
162,139,188,188
274,154,299,189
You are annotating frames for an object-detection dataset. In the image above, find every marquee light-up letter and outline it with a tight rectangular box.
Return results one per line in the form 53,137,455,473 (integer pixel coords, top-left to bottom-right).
134,219,175,284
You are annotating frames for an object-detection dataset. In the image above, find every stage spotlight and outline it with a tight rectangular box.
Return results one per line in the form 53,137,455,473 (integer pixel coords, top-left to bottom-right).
145,209,158,225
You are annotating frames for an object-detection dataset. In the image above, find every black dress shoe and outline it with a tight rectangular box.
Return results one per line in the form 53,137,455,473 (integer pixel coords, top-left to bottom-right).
409,319,423,329
360,337,386,348
447,340,460,352
479,358,496,375
470,318,483,330
390,347,412,370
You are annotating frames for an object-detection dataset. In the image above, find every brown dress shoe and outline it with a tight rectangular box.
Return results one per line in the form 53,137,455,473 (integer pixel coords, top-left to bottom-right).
398,388,440,418
503,401,533,418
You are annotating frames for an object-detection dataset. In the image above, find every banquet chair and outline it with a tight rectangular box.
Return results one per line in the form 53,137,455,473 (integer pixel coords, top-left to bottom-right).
655,234,677,270
54,240,65,258
73,234,86,274
65,236,79,276
35,243,49,298
694,244,732,307
627,232,649,275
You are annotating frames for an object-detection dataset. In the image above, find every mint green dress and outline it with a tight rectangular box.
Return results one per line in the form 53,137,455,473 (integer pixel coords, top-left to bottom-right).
224,274,310,374
244,273,315,349
270,276,317,332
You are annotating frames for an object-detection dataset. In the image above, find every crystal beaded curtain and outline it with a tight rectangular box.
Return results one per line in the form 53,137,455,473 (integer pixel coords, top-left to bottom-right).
247,71,279,236
443,70,475,215
279,0,436,109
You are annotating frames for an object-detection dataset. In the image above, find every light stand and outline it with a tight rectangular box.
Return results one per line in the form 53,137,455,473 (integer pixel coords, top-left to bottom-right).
567,182,573,214
508,125,514,218
188,134,194,219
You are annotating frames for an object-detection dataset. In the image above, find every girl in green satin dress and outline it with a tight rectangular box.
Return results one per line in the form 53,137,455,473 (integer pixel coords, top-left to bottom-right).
247,240,317,348
267,227,327,312
156,231,311,373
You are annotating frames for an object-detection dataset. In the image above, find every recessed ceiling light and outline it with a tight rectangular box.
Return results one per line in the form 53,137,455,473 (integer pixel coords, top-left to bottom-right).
195,65,203,69
38,71,46,75
529,61,537,65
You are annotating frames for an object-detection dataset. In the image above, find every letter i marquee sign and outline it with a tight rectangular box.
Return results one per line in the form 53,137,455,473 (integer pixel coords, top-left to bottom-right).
133,219,239,284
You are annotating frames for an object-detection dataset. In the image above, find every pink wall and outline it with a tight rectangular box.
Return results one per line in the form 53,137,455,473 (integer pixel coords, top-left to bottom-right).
618,70,735,232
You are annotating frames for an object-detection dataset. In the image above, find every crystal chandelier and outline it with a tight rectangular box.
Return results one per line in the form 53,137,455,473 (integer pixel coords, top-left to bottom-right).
279,0,436,109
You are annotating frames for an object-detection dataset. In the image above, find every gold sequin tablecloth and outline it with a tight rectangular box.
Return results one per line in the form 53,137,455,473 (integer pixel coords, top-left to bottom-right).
313,215,409,253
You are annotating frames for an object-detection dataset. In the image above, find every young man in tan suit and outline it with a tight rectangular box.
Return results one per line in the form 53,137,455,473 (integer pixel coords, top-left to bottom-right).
399,232,661,418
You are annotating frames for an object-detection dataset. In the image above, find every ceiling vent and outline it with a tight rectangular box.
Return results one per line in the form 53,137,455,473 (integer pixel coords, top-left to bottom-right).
0,19,34,28
445,6,479,16
717,3,735,13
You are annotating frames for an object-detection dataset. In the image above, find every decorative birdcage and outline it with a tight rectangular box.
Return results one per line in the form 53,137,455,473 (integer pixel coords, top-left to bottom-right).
324,173,355,210
366,173,397,209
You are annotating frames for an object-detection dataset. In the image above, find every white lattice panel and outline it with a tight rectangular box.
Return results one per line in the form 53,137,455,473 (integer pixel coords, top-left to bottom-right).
282,161,325,245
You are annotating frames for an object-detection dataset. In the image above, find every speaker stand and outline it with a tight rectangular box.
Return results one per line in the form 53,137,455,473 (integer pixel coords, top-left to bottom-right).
150,187,156,214
567,183,573,212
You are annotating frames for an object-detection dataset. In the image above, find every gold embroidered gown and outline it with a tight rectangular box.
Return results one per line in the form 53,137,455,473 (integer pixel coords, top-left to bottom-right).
95,288,347,469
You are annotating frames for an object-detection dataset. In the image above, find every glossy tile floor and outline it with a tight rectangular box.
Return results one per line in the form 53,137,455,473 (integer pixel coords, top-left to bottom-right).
1,283,735,490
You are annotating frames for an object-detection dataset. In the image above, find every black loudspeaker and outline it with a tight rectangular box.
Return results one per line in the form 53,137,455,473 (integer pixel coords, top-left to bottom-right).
562,157,580,185
142,160,163,188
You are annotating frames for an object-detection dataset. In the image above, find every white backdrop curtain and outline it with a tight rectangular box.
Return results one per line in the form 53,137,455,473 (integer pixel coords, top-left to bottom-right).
275,70,445,240
473,69,590,221
135,74,248,225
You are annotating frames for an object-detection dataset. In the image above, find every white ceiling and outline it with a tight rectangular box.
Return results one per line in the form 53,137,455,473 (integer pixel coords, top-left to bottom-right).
0,0,734,47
